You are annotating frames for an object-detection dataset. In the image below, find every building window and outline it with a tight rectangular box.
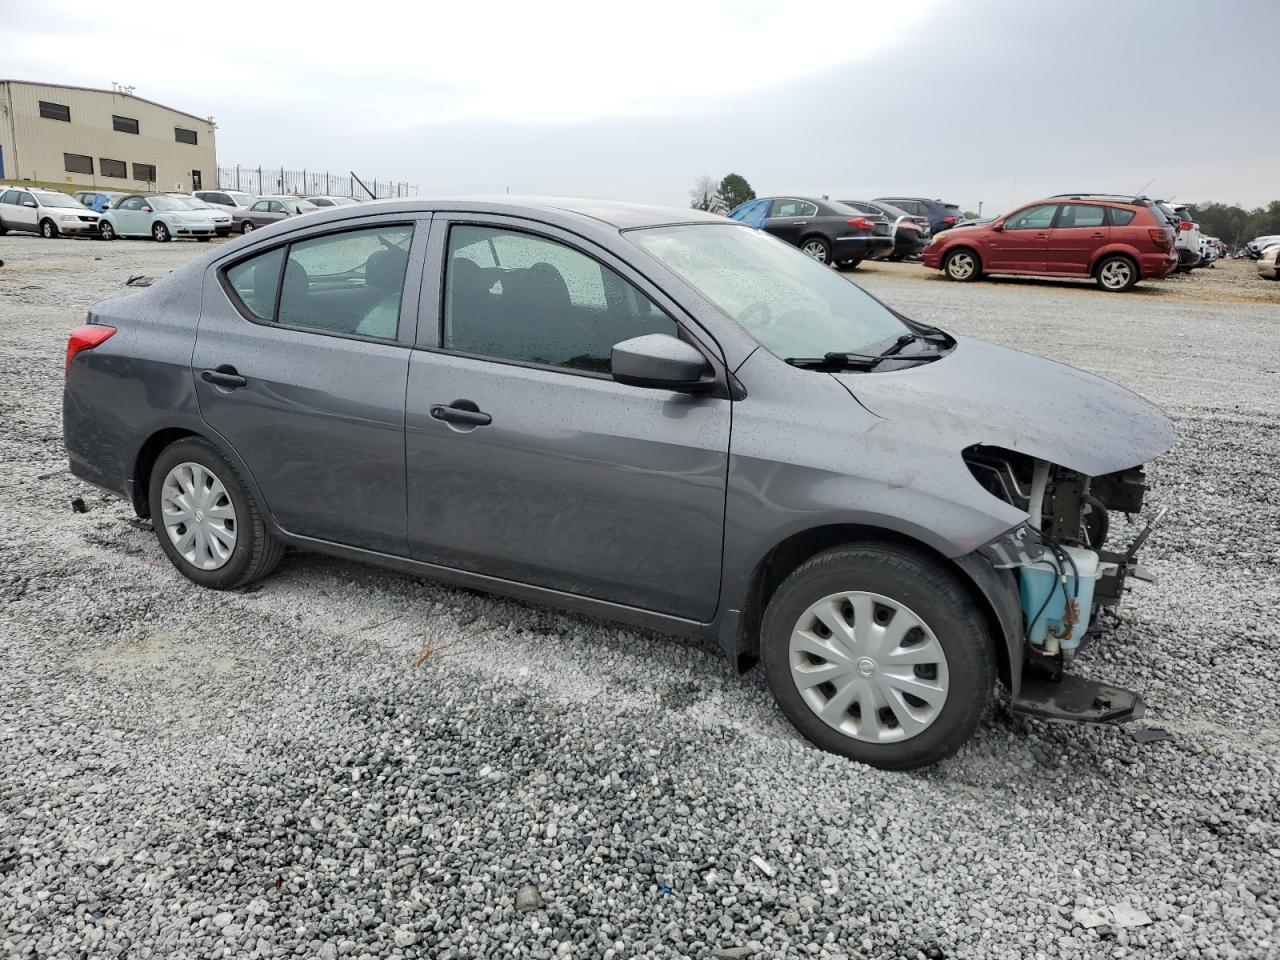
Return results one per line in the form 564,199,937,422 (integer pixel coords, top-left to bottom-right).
133,162,157,183
39,101,71,122
174,127,198,145
113,115,140,135
64,153,94,175
100,158,127,179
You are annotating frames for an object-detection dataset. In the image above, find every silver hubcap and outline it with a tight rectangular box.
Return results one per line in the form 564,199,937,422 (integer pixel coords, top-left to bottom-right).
160,462,237,570
154,225,165,240
948,253,975,278
1100,260,1131,288
243,223,254,232
789,591,949,743
801,240,828,262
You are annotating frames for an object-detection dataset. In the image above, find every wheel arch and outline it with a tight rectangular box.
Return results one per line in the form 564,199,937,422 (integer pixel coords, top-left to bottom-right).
944,244,982,268
726,522,1021,694
797,231,833,253
1090,247,1139,276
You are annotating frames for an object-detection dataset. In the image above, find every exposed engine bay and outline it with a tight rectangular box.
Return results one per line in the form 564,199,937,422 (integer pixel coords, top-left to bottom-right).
965,444,1165,723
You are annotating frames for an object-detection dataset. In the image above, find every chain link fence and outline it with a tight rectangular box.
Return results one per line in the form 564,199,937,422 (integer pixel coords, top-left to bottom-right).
217,165,417,199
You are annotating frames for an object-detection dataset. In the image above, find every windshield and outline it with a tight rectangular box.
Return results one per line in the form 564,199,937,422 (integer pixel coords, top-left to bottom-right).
226,192,255,206
630,223,910,358
165,196,199,209
36,192,84,209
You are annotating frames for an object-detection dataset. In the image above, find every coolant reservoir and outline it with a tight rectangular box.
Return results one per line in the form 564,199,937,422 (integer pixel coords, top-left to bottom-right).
1020,546,1102,652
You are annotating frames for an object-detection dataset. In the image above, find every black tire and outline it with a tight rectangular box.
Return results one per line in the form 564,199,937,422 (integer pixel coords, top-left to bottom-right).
242,221,255,234
943,247,981,281
40,219,58,239
148,437,285,590
196,236,211,242
1095,254,1138,292
761,544,994,770
152,222,171,242
799,236,831,264
99,221,116,241
835,258,863,271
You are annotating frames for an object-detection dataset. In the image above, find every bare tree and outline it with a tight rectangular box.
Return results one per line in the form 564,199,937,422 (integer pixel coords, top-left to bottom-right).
689,175,725,213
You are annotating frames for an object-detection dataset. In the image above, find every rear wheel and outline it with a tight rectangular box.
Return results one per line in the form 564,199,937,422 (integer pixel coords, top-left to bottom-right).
40,219,58,239
1095,254,1137,291
943,248,981,281
149,437,284,590
836,258,862,271
152,222,171,242
242,221,255,234
762,544,994,770
800,236,831,264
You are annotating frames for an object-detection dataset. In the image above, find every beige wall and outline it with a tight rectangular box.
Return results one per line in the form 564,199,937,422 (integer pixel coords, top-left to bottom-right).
0,81,217,192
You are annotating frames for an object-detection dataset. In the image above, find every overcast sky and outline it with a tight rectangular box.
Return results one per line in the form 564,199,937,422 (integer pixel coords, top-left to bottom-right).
4,1,1277,212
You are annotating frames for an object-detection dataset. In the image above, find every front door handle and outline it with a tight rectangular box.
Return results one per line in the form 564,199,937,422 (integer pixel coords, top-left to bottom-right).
1090,231,1106,238
201,366,247,388
430,402,491,427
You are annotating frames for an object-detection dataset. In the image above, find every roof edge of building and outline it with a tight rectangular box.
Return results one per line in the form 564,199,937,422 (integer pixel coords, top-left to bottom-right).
0,79,215,128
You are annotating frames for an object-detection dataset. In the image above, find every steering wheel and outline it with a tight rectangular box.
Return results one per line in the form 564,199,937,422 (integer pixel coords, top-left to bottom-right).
737,300,773,329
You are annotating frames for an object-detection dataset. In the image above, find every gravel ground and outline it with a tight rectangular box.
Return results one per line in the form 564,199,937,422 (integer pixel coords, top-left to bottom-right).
1,235,1278,960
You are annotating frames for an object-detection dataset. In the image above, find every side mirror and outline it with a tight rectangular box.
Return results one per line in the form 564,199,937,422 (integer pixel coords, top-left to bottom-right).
141,206,153,213
611,333,713,392
23,200,37,208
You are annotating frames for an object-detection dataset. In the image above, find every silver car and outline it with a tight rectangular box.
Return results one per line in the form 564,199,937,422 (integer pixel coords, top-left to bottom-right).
62,197,1174,769
0,187,101,238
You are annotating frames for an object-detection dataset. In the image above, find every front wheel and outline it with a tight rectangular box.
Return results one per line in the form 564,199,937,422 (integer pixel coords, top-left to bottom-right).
943,248,981,281
40,219,59,239
799,236,831,264
1095,255,1137,291
152,222,171,242
99,221,116,241
761,544,994,770
241,221,255,234
149,437,285,590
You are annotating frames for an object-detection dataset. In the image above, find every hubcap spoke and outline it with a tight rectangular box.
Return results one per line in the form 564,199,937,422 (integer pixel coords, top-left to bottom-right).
788,590,950,744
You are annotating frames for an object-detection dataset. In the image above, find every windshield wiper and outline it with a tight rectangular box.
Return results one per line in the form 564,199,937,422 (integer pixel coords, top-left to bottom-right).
786,352,882,370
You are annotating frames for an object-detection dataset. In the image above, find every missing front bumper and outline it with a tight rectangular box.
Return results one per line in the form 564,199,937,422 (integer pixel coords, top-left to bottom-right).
1011,668,1146,724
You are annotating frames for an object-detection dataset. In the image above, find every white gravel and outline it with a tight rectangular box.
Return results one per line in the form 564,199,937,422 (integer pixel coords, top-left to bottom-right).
1,237,1278,959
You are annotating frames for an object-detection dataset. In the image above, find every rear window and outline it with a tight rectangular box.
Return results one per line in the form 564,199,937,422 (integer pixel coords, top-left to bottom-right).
944,204,962,217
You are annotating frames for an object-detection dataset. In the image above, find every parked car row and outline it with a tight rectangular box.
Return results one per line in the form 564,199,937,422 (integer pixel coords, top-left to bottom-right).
0,185,366,241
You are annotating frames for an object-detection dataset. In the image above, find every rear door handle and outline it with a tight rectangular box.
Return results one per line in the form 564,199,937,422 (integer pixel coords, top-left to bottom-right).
201,366,247,388
430,402,491,427
1091,231,1106,237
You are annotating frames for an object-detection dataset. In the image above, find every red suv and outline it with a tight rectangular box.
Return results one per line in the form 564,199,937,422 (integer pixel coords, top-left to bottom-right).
922,195,1178,291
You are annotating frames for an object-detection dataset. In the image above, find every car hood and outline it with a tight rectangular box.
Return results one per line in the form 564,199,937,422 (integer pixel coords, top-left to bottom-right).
835,336,1175,476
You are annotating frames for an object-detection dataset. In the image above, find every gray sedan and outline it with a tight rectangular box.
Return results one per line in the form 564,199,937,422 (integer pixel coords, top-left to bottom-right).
62,197,1173,769
237,195,318,233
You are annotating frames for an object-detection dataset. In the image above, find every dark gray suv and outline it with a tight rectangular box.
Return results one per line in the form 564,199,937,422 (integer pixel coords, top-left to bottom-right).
63,198,1174,769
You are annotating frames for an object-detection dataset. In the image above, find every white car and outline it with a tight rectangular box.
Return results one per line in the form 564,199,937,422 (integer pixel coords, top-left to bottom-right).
1258,244,1280,280
1166,203,1203,272
0,187,101,238
192,189,259,212
303,195,360,208
1198,235,1220,266
1245,235,1280,258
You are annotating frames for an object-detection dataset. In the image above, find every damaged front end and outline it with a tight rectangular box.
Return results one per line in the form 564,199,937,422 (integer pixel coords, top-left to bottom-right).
966,444,1165,725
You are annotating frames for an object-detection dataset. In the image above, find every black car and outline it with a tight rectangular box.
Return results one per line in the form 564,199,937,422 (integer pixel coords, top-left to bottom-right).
841,199,931,260
729,196,894,268
874,197,963,235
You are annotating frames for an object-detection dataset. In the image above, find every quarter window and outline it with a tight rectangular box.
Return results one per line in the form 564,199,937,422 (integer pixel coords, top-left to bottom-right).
100,158,127,179
443,225,676,374
175,127,198,145
1004,204,1058,230
113,115,139,134
1056,204,1106,228
1108,208,1136,226
225,225,413,339
39,100,70,122
64,153,94,175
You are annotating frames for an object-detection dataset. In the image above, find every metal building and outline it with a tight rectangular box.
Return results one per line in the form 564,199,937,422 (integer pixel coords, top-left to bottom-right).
0,80,217,193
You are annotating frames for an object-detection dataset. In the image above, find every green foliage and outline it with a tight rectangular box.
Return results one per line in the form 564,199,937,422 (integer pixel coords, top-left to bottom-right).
1185,200,1280,248
717,174,755,213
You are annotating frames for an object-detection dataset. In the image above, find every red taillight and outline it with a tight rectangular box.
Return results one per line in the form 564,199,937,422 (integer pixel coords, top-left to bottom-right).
943,216,958,225
846,216,874,230
66,324,116,375
1178,220,1192,231
1148,229,1172,250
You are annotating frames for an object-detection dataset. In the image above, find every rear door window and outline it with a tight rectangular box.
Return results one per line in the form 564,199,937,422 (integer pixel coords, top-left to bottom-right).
1,191,18,205
769,199,817,218
1056,204,1106,228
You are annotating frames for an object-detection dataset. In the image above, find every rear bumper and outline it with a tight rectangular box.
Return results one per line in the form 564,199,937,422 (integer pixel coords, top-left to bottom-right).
832,235,894,262
1142,252,1179,279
